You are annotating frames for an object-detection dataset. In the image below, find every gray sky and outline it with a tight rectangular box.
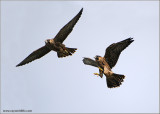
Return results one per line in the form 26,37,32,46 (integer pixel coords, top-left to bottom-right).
1,1,159,113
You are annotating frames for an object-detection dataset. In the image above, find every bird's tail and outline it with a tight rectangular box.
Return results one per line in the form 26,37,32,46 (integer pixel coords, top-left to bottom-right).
66,47,77,54
57,47,77,58
106,73,125,88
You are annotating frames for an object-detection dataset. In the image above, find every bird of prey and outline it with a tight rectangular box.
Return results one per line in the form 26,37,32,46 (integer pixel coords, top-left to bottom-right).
16,8,83,67
83,38,134,88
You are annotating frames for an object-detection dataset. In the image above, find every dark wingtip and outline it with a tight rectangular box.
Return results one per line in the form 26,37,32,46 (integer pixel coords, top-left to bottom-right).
128,37,134,41
16,62,25,67
79,8,83,14
82,57,87,63
16,64,19,67
82,57,90,59
82,57,86,60
82,57,88,62
126,37,134,43
16,64,21,67
81,8,83,11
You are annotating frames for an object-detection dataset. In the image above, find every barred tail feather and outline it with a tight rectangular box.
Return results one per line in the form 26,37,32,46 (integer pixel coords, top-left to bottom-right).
57,47,77,58
67,47,77,54
57,52,67,58
106,73,125,88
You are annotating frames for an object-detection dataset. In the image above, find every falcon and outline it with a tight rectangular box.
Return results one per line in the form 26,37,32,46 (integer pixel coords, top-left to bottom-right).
16,8,83,67
83,38,134,88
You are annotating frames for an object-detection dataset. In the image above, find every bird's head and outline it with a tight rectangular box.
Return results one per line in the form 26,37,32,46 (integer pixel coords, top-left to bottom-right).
45,39,51,45
94,55,101,61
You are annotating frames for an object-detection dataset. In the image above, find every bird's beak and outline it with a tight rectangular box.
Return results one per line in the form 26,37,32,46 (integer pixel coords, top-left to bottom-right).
45,40,48,44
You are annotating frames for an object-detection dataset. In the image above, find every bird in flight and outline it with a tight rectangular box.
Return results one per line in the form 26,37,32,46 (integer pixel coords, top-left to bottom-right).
16,8,83,67
83,38,134,88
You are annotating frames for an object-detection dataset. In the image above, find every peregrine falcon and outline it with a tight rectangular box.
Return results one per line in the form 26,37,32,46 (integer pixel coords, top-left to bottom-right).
83,38,134,88
16,8,83,67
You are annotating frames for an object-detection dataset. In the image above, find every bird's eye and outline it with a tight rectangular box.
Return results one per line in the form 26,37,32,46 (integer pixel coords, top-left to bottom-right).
96,57,99,60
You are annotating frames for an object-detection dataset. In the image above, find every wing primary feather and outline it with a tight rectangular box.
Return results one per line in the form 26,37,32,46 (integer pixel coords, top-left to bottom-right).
16,46,51,67
54,8,83,43
82,57,98,68
104,38,134,68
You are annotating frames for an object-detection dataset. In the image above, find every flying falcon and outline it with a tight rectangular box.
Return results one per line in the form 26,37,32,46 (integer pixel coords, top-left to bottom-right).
83,38,134,88
16,8,83,67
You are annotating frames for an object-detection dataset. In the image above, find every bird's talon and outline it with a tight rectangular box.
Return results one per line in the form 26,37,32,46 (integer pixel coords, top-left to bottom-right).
94,73,99,76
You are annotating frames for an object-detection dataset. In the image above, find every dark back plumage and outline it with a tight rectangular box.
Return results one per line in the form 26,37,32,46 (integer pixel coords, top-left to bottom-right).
104,38,134,69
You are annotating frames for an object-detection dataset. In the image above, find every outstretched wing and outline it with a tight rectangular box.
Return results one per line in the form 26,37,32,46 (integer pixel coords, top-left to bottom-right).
54,8,83,43
82,57,98,68
104,38,134,69
16,46,51,67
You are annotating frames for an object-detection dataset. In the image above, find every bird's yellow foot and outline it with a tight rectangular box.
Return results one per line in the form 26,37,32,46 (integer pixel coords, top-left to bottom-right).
65,50,68,53
94,73,100,77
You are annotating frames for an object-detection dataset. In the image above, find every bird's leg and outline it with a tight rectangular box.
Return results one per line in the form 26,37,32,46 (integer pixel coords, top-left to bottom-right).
94,67,103,77
98,67,103,72
63,48,69,54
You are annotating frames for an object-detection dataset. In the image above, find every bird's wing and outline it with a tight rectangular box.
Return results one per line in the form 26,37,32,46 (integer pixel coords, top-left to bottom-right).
104,38,134,69
53,8,83,43
82,57,98,68
16,46,51,67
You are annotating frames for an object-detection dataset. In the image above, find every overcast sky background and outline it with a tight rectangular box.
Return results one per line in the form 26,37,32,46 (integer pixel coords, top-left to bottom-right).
1,1,159,113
